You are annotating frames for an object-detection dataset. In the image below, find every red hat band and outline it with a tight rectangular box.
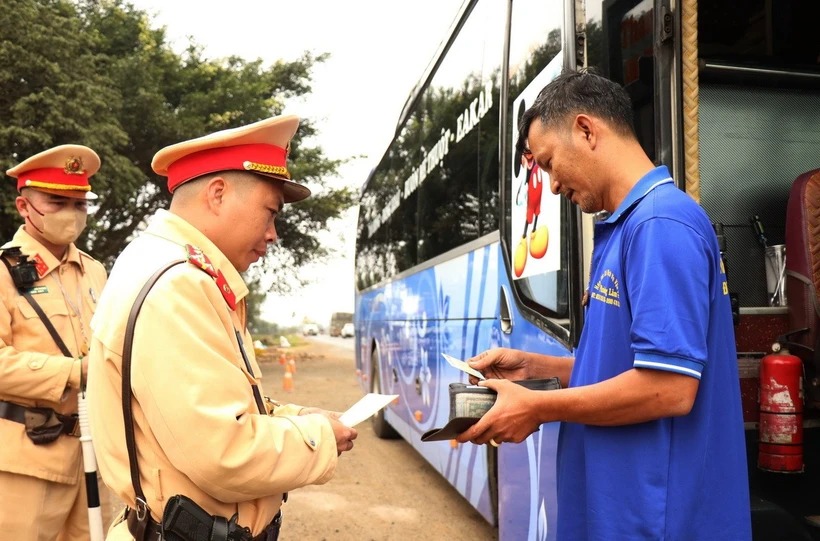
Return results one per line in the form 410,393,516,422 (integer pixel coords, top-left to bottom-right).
18,167,91,193
166,143,289,193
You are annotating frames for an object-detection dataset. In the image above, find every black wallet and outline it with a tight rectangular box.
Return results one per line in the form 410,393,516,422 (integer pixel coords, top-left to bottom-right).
421,377,561,442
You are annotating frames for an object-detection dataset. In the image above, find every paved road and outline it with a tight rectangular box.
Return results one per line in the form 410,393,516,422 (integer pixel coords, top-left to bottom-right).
308,333,355,351
259,337,498,541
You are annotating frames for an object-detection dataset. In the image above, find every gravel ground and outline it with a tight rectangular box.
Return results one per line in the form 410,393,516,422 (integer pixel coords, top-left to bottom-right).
259,337,498,541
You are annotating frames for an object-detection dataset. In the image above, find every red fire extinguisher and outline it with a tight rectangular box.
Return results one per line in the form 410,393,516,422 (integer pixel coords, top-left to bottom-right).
758,350,804,472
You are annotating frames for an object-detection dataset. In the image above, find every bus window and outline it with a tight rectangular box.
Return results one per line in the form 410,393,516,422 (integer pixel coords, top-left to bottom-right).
586,0,657,161
356,153,394,289
416,0,503,262
355,120,421,290
505,0,571,329
391,119,422,272
699,0,820,75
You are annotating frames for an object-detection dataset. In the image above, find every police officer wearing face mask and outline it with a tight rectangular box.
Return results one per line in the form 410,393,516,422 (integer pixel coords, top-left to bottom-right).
0,144,109,539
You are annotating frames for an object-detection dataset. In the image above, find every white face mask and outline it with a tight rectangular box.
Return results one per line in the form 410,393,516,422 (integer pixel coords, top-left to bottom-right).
25,199,87,246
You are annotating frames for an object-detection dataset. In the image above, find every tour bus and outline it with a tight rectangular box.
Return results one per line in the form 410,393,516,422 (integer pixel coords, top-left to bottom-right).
353,0,819,539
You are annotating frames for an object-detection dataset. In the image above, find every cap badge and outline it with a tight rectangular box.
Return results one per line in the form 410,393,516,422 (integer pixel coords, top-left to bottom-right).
242,161,291,180
64,156,85,175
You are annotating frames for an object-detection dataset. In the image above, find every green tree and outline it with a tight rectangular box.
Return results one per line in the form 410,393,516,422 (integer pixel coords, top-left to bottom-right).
0,0,128,219
0,0,355,295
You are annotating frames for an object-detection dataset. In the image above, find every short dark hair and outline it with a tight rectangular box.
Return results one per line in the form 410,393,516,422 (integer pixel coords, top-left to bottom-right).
171,170,262,201
516,70,636,155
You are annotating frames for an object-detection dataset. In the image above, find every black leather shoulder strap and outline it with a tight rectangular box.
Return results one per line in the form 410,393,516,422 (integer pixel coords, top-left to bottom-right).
122,260,185,510
122,258,271,516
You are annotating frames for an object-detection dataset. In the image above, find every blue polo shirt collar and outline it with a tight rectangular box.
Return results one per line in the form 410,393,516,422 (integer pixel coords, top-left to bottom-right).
603,165,674,224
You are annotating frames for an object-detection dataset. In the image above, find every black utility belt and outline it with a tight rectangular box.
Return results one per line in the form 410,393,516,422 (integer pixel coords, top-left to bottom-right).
126,495,282,541
0,400,80,444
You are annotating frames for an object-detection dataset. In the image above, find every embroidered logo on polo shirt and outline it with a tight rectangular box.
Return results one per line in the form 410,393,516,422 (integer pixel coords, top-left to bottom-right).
590,269,621,307
720,259,729,295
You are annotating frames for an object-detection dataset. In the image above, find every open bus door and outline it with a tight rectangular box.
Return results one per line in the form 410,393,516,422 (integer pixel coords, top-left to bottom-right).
505,0,820,538
576,0,820,537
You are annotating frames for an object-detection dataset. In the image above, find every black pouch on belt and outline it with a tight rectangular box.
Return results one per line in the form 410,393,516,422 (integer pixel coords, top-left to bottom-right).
162,494,253,541
24,407,65,445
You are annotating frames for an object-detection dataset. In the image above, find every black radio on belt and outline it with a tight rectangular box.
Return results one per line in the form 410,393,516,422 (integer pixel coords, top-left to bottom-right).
161,494,255,541
2,246,39,291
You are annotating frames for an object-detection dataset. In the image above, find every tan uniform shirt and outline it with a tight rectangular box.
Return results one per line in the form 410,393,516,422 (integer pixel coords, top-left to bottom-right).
0,226,107,483
88,209,337,535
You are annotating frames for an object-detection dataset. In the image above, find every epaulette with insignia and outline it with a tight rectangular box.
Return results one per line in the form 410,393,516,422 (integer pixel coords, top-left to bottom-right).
185,244,236,310
186,245,217,278
32,254,48,278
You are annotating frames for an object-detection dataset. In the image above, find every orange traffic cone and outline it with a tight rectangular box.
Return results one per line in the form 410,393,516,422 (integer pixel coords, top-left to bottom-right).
287,358,296,374
282,363,294,392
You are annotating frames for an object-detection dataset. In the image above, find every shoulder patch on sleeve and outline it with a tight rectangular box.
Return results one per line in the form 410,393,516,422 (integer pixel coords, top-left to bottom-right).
185,244,236,310
185,244,218,278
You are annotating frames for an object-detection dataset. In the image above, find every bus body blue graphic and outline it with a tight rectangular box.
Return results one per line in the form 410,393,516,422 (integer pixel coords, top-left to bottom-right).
355,238,570,540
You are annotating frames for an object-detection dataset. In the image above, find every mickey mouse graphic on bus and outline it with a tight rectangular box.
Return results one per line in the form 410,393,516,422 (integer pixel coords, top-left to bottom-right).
510,52,563,281
513,100,550,278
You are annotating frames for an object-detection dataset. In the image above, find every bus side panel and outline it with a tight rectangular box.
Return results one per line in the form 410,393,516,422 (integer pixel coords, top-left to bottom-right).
494,250,572,541
355,242,500,523
354,326,366,393
436,242,501,520
498,423,560,541
355,242,573,536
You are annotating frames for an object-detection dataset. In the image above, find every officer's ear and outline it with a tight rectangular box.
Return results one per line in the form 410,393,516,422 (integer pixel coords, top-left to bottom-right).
15,191,36,219
204,176,228,214
15,196,28,217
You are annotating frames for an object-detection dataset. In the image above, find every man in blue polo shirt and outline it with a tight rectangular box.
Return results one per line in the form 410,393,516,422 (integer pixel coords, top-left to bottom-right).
456,71,751,540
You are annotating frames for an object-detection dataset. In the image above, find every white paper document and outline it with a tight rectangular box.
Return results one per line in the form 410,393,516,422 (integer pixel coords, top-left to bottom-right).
442,353,485,381
339,393,399,427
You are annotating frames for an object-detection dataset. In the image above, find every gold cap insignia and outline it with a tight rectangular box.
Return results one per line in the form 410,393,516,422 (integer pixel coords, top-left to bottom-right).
64,156,85,175
242,161,291,179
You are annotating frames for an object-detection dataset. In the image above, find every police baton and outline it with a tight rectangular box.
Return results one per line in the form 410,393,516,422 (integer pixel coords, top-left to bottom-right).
78,390,105,541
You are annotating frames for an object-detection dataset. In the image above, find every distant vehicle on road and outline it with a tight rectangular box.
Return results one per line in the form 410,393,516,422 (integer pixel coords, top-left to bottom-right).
340,322,355,338
302,323,319,336
329,311,353,337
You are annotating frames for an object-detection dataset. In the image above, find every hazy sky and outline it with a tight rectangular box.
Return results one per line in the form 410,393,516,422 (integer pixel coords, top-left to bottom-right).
128,0,465,326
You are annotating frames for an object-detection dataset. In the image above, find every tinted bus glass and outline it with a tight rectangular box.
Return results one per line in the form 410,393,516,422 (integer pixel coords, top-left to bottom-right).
356,0,502,289
416,7,502,262
699,0,820,74
506,0,570,322
586,0,656,161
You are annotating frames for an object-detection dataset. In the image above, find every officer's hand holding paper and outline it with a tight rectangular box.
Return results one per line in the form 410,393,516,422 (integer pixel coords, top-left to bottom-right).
339,393,398,427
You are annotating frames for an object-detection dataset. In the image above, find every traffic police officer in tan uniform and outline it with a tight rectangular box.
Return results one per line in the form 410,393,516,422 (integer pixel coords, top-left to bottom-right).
0,145,108,539
87,115,358,540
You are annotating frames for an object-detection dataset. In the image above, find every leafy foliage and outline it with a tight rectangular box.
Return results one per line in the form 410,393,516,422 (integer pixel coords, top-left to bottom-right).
0,0,355,298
